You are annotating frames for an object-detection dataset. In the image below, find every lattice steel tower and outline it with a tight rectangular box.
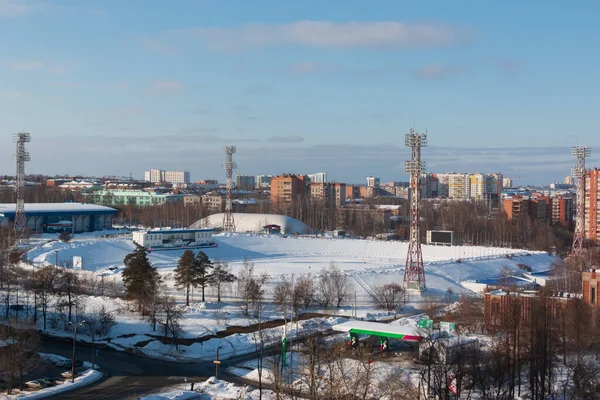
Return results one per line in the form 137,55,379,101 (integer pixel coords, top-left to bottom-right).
571,145,591,255
222,146,237,232
13,132,31,240
403,129,427,291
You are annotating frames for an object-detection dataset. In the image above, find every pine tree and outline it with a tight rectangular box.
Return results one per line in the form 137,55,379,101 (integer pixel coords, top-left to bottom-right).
193,251,213,302
122,245,161,313
173,250,195,306
209,261,236,302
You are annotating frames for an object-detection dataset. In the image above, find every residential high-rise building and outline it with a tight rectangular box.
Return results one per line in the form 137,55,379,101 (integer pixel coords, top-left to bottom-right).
271,174,309,207
144,169,190,184
308,172,327,184
529,195,550,224
345,184,361,200
236,175,256,190
255,175,272,188
503,177,513,188
564,175,575,185
584,168,600,244
503,196,530,220
310,182,346,207
552,195,573,228
366,176,380,188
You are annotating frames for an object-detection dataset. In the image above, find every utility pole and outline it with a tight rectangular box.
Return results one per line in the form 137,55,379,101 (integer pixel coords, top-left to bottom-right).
403,129,427,291
68,320,86,383
222,146,237,232
13,132,31,241
571,146,591,255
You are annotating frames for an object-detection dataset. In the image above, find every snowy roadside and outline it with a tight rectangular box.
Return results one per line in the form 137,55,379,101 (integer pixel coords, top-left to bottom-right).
2,354,104,400
140,377,279,400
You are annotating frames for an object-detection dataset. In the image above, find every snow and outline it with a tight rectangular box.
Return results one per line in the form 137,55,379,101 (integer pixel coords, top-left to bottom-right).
140,377,278,400
190,213,309,234
0,203,115,214
5,355,102,399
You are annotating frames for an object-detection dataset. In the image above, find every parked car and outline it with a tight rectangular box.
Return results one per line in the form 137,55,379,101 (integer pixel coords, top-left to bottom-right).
55,358,70,367
55,358,83,368
60,371,74,379
25,379,47,390
39,377,57,386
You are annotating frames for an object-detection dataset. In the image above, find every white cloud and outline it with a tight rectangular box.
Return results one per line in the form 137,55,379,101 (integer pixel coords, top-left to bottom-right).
8,60,44,70
0,90,29,98
288,62,316,73
0,0,33,17
151,80,182,93
145,21,473,53
414,64,465,80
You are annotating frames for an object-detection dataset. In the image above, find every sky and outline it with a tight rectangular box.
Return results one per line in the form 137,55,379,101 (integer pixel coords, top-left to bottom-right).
0,0,599,185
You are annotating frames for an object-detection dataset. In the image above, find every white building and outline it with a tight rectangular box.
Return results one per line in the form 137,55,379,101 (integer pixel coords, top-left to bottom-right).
144,169,190,184
366,176,380,188
255,175,272,188
308,172,327,184
503,177,513,188
132,228,215,249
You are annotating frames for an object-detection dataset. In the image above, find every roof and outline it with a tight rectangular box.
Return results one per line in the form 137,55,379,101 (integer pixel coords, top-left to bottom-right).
0,203,117,216
145,228,215,234
332,320,422,341
190,213,309,234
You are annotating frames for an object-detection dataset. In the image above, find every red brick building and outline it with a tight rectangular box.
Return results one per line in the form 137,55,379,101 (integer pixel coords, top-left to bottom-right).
582,269,600,309
270,174,309,208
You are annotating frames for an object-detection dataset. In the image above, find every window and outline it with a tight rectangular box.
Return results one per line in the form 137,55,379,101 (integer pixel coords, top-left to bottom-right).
592,287,597,305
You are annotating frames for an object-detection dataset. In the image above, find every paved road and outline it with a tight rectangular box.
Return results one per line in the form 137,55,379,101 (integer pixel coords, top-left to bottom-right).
40,338,237,399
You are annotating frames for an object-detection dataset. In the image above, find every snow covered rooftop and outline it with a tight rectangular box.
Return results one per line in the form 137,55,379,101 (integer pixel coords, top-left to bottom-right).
332,320,422,341
0,203,117,215
191,213,309,234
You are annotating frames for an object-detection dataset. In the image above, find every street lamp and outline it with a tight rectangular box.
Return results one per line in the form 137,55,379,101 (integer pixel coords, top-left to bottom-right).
68,320,86,383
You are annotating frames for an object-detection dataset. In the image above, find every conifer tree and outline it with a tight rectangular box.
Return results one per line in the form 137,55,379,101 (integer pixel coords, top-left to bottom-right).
173,249,196,306
122,245,161,313
193,251,213,302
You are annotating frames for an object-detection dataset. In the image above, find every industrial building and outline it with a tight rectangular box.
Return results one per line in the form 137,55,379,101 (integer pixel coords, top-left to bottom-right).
132,228,215,250
0,203,116,233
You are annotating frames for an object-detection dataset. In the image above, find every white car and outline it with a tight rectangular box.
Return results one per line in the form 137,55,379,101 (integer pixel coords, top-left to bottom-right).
25,380,47,390
55,359,71,367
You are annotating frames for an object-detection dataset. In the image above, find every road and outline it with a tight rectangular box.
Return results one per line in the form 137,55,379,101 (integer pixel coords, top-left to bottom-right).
40,337,248,399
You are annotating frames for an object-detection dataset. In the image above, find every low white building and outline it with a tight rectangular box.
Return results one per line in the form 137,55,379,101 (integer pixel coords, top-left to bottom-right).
132,228,215,250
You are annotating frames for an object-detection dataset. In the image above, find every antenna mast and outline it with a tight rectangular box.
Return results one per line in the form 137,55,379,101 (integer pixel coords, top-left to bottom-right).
403,129,427,291
222,146,237,232
571,145,591,255
13,132,31,241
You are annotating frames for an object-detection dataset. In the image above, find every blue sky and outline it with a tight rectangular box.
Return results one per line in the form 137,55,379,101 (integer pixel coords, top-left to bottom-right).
1,0,599,184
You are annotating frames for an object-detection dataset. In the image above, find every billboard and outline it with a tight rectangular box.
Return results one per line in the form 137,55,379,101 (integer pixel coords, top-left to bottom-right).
73,256,83,270
427,230,454,246
440,321,456,336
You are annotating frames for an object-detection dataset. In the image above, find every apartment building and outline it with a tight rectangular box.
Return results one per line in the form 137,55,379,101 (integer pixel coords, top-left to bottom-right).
308,172,327,184
310,182,346,207
503,196,530,219
503,177,513,188
551,195,573,228
346,185,361,200
236,175,256,190
366,176,380,188
529,195,550,224
270,174,309,206
584,168,600,243
255,175,272,188
144,169,190,184
202,193,225,212
583,269,600,309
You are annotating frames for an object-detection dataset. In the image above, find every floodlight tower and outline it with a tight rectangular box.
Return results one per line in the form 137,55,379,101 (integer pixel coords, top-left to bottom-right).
403,129,427,291
13,132,31,240
571,145,591,255
222,146,237,232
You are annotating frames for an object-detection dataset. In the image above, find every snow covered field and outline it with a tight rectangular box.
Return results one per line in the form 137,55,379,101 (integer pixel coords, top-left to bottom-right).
19,232,555,362
26,232,555,298
141,377,278,400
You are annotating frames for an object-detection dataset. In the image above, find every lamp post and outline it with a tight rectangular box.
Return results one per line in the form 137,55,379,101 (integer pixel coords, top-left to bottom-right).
54,250,59,267
68,320,86,383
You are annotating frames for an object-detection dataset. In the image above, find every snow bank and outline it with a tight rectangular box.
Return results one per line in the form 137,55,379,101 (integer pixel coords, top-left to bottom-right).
140,377,277,400
6,368,102,399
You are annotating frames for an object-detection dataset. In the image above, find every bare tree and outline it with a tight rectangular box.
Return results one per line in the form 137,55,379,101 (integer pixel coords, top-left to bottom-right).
370,282,405,311
157,296,184,350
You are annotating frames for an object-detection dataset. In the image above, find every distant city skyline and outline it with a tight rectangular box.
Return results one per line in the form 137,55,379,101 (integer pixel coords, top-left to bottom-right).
1,0,598,184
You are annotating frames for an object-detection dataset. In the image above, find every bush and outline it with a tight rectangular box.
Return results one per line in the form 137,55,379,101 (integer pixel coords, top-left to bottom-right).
59,231,72,243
